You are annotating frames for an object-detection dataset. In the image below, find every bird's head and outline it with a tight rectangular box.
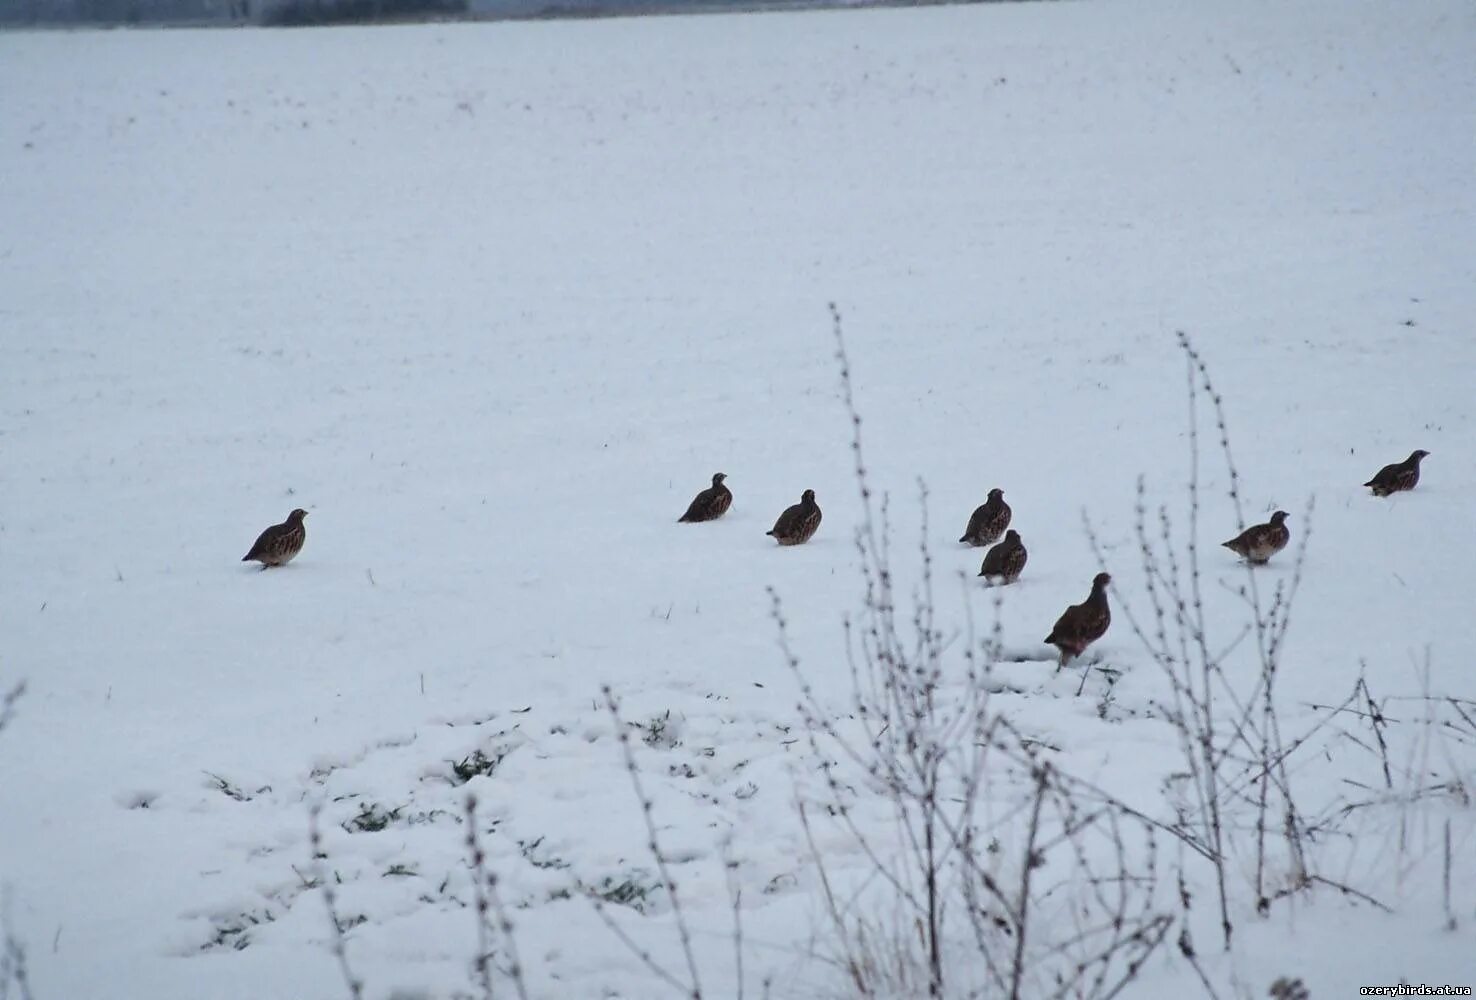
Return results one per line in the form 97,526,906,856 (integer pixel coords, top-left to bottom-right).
1270,510,1290,524
802,489,816,503
988,488,1004,501
1092,572,1112,590
1004,529,1020,542
1410,449,1430,463
712,473,728,486
289,508,309,522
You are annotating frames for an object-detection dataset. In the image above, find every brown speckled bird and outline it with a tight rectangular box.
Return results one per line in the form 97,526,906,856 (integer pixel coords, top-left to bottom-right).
242,508,308,569
1222,511,1290,565
1364,449,1429,497
767,489,821,546
678,473,732,523
959,488,1011,547
1044,572,1111,666
978,529,1027,585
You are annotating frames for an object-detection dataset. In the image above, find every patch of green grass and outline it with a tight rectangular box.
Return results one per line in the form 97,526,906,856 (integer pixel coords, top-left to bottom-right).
450,746,512,784
518,835,571,870
343,802,402,833
632,711,679,749
201,909,276,952
589,871,662,913
203,771,270,802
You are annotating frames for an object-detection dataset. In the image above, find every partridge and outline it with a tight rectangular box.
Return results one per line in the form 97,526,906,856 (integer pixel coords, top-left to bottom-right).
978,529,1027,585
1044,572,1111,666
960,489,1011,547
1221,511,1290,565
679,473,732,523
767,489,821,546
242,508,308,569
1364,450,1429,497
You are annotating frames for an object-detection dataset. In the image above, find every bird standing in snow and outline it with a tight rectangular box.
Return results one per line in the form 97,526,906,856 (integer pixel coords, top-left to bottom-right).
242,508,308,569
1222,511,1290,565
678,473,732,522
978,529,1027,585
1364,450,1429,497
959,488,1011,547
767,489,822,546
1044,572,1111,666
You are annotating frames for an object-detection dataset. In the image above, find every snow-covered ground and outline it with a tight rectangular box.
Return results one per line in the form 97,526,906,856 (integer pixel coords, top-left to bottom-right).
2,1,1474,996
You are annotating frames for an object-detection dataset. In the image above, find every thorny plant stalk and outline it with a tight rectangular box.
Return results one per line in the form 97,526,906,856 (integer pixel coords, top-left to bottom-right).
797,800,873,997
1320,662,1474,914
719,836,746,1000
0,682,24,740
766,304,1171,998
1,692,40,1000
1086,331,1324,950
593,685,704,1000
1,894,34,1000
1,694,31,1000
1180,328,1230,950
309,806,365,1000
952,759,1173,1000
465,794,531,1000
467,794,497,1000
1006,766,1047,1000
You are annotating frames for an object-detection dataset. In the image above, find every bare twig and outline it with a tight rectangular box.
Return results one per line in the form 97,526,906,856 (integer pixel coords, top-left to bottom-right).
309,806,364,1000
601,686,703,1000
771,305,1171,1000
0,682,24,739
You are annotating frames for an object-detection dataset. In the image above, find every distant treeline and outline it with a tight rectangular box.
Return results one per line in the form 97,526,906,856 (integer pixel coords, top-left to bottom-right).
259,0,464,26
0,0,1032,28
0,0,464,24
2,0,235,24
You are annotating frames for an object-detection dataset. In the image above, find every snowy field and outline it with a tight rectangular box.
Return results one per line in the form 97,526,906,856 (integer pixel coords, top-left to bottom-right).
2,1,1475,997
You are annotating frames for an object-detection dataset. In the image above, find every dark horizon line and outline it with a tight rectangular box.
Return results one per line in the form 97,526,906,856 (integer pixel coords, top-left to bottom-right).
1,0,1048,31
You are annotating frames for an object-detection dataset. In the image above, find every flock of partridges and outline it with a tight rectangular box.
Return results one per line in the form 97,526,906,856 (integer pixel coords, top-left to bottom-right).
240,448,1431,670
